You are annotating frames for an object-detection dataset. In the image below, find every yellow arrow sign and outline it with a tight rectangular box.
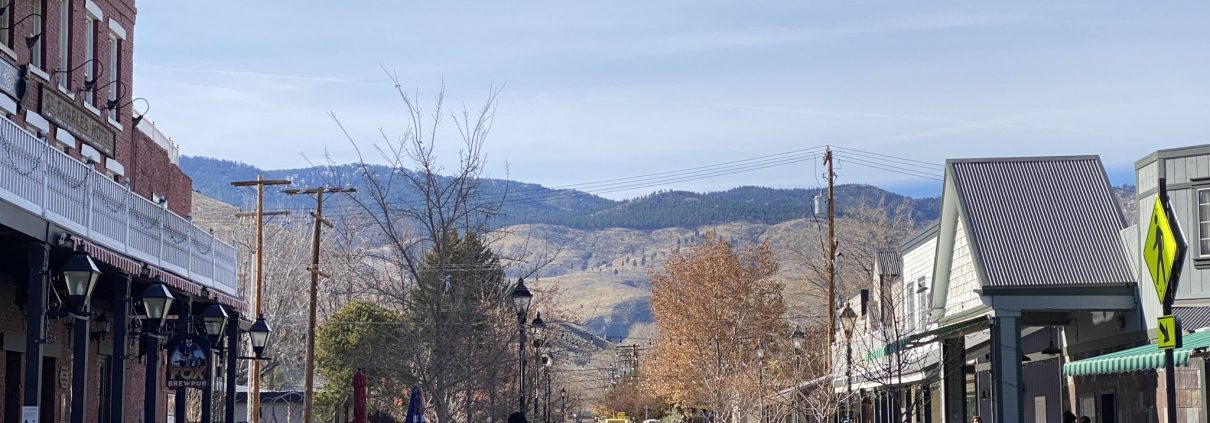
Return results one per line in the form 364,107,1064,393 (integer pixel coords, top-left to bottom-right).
1144,196,1183,304
1158,315,1181,350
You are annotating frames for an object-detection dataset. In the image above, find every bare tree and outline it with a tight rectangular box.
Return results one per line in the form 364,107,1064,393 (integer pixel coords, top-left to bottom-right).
323,75,566,422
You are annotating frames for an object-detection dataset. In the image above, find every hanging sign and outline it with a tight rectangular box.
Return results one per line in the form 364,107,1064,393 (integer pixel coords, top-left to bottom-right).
165,334,211,388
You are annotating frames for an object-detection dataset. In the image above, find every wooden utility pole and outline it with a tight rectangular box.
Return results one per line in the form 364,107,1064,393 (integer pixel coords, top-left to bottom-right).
286,186,356,423
231,175,291,423
824,147,837,346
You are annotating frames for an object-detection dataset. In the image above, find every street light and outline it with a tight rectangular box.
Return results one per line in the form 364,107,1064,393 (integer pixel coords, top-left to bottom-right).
542,352,553,423
511,278,534,416
60,249,101,423
60,250,101,309
755,340,767,423
531,312,546,341
248,314,272,358
512,278,534,317
137,274,174,423
202,303,229,346
791,326,806,423
139,277,175,330
841,305,858,422
560,388,567,423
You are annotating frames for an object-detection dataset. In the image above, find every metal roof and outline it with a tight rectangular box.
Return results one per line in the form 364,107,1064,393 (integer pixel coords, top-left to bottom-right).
876,249,902,277
1175,307,1210,330
948,156,1135,288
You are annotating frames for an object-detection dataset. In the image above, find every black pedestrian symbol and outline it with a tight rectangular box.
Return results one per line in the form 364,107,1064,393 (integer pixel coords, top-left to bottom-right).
1153,212,1167,290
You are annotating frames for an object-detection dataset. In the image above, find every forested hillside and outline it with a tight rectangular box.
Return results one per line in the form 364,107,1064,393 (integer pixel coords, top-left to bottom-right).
183,156,941,230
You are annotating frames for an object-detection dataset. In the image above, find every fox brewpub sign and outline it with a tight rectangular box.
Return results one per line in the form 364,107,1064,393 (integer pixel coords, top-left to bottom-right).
166,334,211,388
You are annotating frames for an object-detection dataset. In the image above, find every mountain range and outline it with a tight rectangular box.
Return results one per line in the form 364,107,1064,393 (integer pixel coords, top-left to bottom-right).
182,155,943,230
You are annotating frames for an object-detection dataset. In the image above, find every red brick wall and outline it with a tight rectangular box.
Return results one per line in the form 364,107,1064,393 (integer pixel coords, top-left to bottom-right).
130,129,193,215
0,0,193,216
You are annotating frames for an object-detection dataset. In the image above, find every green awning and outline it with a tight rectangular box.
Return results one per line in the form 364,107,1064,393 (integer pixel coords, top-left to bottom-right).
866,316,990,361
1063,331,1210,376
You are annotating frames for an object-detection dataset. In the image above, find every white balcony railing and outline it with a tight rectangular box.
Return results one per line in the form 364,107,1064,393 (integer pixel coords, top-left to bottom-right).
0,115,237,295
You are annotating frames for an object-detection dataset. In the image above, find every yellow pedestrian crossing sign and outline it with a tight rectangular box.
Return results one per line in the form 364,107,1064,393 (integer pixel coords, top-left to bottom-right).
1158,315,1181,350
1144,195,1185,304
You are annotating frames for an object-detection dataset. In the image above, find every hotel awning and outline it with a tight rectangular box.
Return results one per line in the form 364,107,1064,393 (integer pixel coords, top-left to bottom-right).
1063,331,1210,376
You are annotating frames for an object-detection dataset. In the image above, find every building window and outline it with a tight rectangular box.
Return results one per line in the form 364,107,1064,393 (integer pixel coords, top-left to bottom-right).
1199,189,1210,256
58,0,70,89
917,276,928,329
29,0,44,67
84,15,94,104
107,33,117,119
0,4,11,47
904,281,916,333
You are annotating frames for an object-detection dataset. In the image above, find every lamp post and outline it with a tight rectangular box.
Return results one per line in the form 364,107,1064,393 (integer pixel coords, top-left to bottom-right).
755,340,766,423
140,276,175,423
248,314,273,358
61,249,101,423
560,388,566,423
791,326,805,423
841,305,858,422
511,278,534,415
200,303,229,423
532,313,547,423
542,352,552,423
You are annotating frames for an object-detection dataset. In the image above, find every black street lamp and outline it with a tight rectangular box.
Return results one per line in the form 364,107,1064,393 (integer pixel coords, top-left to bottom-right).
60,249,101,423
511,278,533,415
202,303,229,346
531,312,546,342
139,276,175,423
755,340,766,423
791,326,805,423
542,352,552,423
61,250,101,309
560,388,566,423
248,314,272,358
841,305,859,422
140,277,175,329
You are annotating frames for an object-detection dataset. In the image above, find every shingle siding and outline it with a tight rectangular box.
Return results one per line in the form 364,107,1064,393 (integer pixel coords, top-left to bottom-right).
946,218,982,315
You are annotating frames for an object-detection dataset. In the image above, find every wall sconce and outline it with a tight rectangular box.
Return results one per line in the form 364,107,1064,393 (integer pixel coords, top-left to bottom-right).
90,313,110,342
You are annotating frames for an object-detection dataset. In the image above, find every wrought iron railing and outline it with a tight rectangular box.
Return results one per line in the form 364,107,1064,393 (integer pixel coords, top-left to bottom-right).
0,115,238,295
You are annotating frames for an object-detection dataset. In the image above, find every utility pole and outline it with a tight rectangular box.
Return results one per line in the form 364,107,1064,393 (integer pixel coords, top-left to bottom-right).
231,176,291,423
286,186,356,423
824,147,837,347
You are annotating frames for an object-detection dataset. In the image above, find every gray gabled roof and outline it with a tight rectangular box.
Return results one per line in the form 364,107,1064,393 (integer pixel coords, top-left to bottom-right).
876,249,902,277
948,155,1135,288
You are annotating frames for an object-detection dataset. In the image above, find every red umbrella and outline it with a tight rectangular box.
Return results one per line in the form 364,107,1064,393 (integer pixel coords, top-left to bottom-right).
353,370,368,423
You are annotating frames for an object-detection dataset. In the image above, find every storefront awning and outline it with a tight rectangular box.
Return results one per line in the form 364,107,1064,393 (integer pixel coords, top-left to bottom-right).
867,316,989,361
1063,331,1210,376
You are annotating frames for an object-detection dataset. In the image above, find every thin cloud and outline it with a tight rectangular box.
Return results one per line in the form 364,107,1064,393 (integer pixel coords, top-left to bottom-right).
557,94,973,124
135,63,348,83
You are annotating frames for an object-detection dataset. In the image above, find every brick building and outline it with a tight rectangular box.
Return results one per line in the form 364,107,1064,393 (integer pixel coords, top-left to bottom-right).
0,1,245,423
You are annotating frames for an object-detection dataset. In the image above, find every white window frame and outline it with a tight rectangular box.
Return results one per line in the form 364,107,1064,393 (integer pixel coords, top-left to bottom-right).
58,0,70,90
106,33,117,120
1198,188,1210,257
29,0,43,69
83,14,94,105
0,3,11,48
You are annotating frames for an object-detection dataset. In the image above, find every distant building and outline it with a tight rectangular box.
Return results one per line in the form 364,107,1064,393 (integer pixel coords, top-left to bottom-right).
0,1,244,423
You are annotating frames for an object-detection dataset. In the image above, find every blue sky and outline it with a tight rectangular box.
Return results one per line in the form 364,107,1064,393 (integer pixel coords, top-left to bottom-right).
132,2,1210,199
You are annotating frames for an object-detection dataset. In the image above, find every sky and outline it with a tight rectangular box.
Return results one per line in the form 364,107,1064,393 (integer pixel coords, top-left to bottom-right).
132,2,1210,199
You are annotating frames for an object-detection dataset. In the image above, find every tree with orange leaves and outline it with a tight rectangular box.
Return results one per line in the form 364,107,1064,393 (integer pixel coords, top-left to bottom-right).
647,232,788,422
